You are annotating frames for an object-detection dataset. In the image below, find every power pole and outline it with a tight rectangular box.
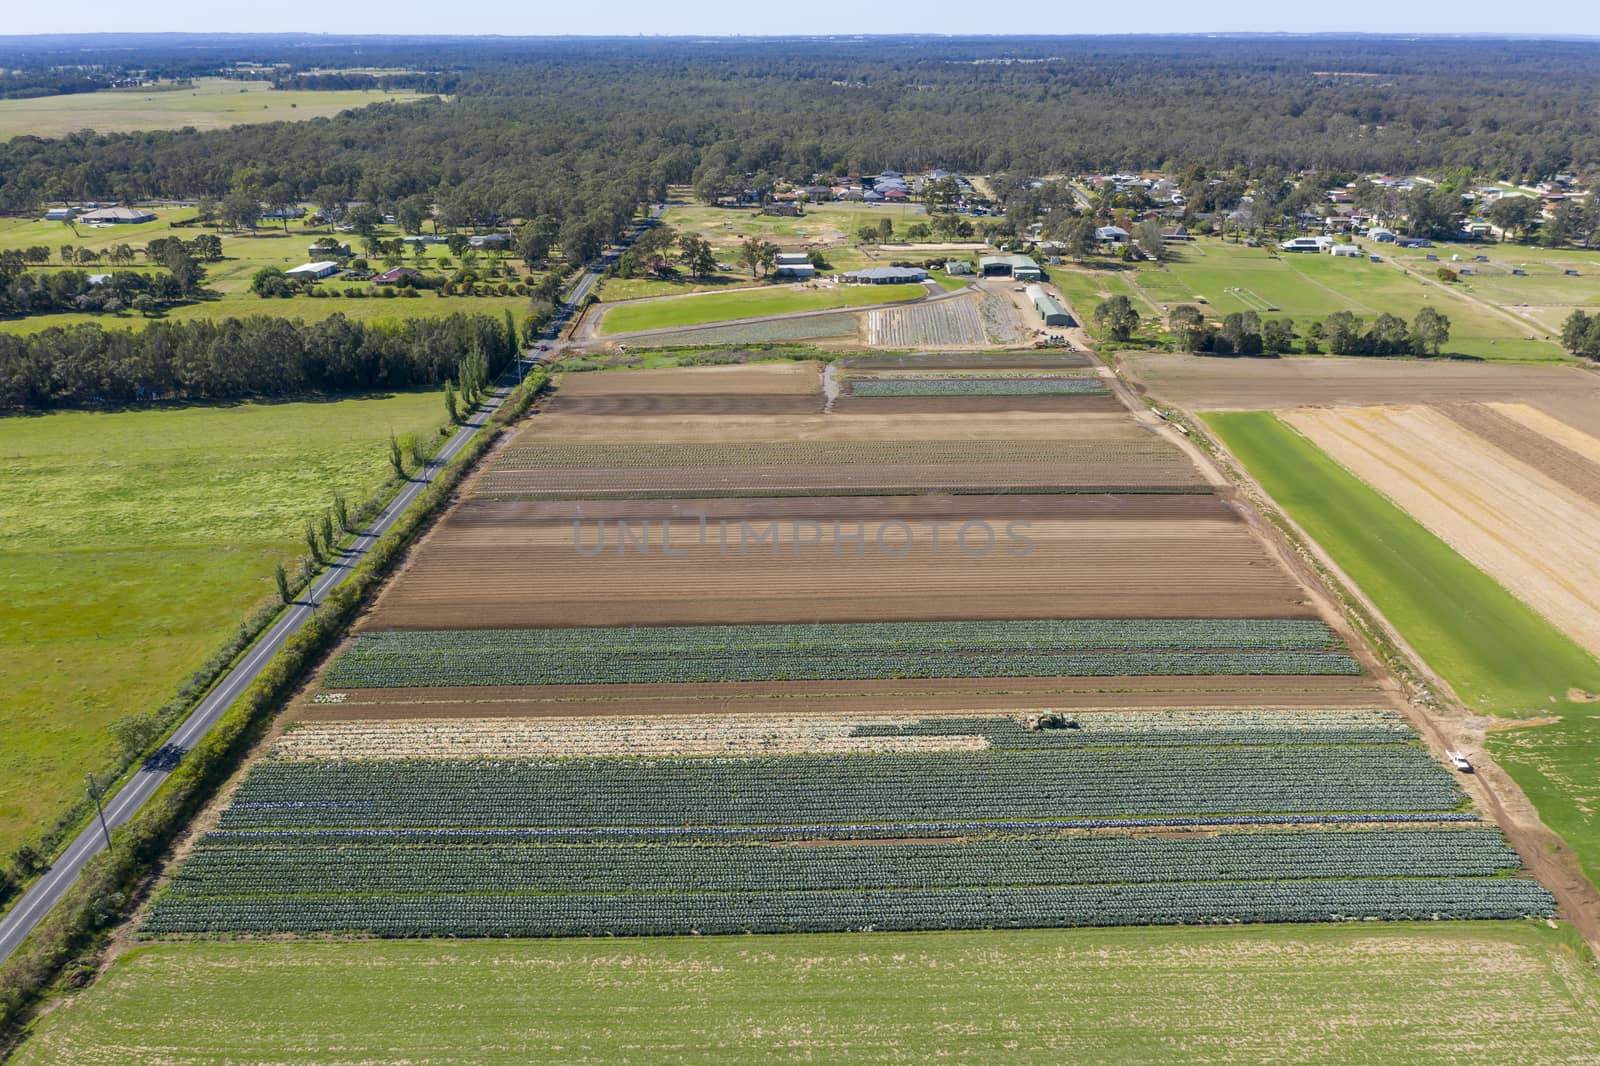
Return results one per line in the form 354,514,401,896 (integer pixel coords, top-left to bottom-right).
85,773,113,851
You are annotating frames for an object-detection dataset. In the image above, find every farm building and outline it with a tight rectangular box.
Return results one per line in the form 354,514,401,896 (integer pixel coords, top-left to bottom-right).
1026,284,1073,326
773,253,815,279
1330,244,1362,258
764,202,803,217
309,242,352,258
980,254,1043,280
468,233,512,248
78,206,156,224
843,266,928,284
1095,226,1129,244
286,261,340,280
945,260,974,275
44,207,77,221
1279,236,1334,253
373,266,424,284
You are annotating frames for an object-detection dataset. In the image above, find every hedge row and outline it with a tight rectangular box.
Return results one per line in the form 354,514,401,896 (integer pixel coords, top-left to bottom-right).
0,369,546,1043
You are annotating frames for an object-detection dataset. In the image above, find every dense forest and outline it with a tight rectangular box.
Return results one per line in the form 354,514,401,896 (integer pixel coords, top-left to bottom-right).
0,312,518,408
0,35,1597,225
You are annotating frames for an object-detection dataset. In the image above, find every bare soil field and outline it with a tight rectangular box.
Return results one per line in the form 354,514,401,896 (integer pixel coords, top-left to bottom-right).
540,362,827,415
1442,404,1600,508
445,494,1241,524
520,409,1146,444
298,674,1389,722
360,514,1317,630
554,363,823,396
1287,404,1600,658
1121,352,1600,415
829,392,1126,413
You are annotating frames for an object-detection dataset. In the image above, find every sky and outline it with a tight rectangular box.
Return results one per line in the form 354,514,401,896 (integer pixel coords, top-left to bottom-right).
6,1,1599,37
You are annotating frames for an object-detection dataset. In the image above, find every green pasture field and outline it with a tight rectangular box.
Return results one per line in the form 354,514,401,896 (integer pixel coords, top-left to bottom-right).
598,283,926,334
1383,240,1600,331
0,78,431,139
1205,411,1600,884
1135,239,1565,362
16,924,1597,1065
0,394,445,861
1050,267,1165,346
0,215,533,335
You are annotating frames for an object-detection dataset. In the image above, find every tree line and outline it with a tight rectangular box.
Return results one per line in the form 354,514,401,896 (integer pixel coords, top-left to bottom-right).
0,311,518,410
1092,294,1452,357
3,37,1598,227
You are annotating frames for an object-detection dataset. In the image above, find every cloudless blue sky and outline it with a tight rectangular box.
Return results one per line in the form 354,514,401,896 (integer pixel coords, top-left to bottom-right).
7,1,1599,37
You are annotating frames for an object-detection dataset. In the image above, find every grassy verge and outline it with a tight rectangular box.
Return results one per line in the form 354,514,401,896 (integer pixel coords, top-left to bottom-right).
13,923,1597,1064
598,283,925,334
1204,411,1600,883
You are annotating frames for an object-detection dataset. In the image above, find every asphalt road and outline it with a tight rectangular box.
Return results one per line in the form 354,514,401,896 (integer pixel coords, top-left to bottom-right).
0,210,662,965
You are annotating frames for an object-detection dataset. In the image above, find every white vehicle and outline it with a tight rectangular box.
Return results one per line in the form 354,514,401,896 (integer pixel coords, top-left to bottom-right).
1445,750,1473,773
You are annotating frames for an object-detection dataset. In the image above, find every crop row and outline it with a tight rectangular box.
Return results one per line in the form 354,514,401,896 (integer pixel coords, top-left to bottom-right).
848,377,1110,397
143,879,1555,938
324,649,1359,689
164,830,1525,898
219,747,1462,831
197,813,1486,845
321,619,1357,689
492,438,1174,469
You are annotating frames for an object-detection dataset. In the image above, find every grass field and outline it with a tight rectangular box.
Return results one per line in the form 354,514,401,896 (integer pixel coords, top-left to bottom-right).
0,393,445,860
0,215,531,335
1205,411,1600,883
16,924,1597,1064
1132,239,1568,362
1384,240,1600,332
0,78,431,139
598,283,926,334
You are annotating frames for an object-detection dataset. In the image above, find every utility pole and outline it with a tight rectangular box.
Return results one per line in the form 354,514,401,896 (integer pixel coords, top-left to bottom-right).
85,773,113,851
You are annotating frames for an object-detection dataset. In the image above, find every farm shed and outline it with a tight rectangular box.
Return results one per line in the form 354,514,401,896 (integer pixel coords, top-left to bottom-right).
945,260,974,275
773,253,815,279
286,261,340,280
1095,226,1130,244
78,206,156,224
1026,284,1073,326
468,233,512,248
843,266,928,284
44,207,77,221
309,242,352,258
980,254,1043,280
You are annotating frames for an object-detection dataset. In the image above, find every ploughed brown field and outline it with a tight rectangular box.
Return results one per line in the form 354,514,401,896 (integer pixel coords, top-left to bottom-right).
360,510,1313,629
298,359,1385,724
1120,351,1600,434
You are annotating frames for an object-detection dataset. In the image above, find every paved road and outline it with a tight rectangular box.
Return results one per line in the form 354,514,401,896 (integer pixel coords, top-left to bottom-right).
0,209,662,965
